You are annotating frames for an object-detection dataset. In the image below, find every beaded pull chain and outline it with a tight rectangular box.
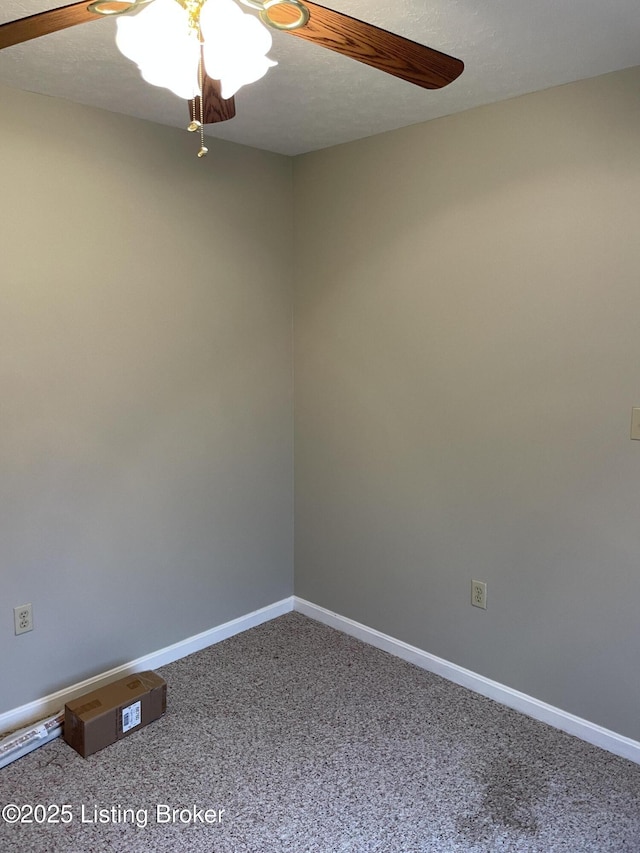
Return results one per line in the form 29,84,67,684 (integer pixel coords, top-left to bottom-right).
187,52,208,158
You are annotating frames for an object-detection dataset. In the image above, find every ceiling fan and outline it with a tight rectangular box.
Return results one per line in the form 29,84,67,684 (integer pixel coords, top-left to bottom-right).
0,0,464,156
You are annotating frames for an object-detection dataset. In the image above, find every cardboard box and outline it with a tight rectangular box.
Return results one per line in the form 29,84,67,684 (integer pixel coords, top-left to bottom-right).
64,670,166,758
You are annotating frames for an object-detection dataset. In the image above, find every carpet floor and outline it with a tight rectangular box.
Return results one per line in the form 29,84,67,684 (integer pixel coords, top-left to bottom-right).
1,612,639,852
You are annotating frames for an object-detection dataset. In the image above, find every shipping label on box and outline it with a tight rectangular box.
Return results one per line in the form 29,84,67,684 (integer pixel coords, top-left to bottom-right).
64,671,166,758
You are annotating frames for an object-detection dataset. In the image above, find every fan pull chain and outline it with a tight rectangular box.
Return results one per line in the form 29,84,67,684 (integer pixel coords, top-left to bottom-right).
187,53,208,158
197,52,208,158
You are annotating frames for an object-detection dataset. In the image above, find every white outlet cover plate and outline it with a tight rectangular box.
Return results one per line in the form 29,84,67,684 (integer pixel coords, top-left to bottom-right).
471,581,487,610
14,603,33,635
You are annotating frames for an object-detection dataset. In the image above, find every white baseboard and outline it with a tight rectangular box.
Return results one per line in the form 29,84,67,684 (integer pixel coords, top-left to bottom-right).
4,594,638,768
0,597,295,736
293,596,640,766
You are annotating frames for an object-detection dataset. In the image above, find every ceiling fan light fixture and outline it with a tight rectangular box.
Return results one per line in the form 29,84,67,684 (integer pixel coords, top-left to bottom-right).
113,0,277,102
0,0,465,163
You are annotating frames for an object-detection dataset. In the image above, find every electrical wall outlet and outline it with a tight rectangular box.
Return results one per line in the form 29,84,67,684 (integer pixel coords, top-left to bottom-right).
471,580,487,610
14,603,33,635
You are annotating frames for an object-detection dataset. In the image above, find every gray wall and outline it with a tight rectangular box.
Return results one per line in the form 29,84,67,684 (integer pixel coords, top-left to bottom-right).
1,85,293,714
294,67,640,741
3,66,640,743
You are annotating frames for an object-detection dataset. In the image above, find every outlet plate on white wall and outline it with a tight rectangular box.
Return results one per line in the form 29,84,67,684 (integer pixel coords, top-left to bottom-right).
14,604,33,635
471,581,487,610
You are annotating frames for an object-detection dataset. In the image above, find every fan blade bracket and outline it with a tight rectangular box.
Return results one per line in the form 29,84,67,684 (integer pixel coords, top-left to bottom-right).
88,0,155,17
258,0,309,31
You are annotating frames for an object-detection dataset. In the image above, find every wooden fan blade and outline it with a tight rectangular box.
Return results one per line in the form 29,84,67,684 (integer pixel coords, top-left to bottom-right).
0,2,129,50
268,1,463,89
189,75,236,125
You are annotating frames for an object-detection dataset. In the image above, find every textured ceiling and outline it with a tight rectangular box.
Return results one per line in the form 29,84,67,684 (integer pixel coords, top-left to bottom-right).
1,0,639,155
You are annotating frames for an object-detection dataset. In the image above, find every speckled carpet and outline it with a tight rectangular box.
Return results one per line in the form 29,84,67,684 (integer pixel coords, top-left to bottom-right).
1,612,639,852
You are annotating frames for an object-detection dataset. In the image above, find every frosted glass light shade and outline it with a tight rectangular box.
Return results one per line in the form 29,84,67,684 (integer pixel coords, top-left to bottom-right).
116,0,201,100
200,0,277,99
115,0,277,102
